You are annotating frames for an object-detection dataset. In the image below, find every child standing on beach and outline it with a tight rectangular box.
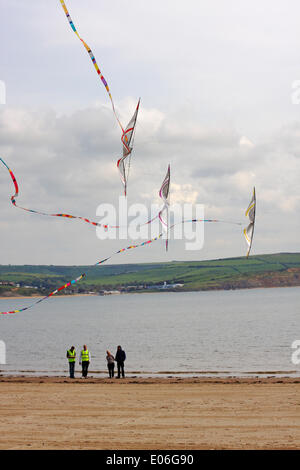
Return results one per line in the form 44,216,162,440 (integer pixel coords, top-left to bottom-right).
106,350,115,378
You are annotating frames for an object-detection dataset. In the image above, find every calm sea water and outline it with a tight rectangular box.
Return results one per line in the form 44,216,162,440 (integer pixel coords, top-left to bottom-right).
0,287,299,377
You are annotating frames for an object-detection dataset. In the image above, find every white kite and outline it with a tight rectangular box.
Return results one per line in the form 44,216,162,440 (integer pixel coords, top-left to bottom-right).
244,187,256,257
117,99,140,196
158,165,171,251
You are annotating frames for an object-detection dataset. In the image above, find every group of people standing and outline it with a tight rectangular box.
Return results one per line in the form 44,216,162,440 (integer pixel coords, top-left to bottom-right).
106,346,126,378
66,344,126,379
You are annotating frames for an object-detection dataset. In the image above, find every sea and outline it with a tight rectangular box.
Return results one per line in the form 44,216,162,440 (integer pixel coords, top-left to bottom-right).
0,287,299,378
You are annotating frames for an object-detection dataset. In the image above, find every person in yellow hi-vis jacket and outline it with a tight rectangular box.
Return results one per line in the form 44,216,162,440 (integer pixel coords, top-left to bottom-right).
79,344,91,378
66,346,76,378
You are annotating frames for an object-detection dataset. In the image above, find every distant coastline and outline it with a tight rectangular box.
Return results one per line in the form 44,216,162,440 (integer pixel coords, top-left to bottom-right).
1,252,299,299
0,283,299,300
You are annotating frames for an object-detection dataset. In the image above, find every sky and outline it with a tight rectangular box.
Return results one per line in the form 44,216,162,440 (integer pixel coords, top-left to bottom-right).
0,0,299,265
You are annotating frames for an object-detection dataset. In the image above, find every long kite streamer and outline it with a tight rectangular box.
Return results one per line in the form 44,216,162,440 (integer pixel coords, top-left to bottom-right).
0,156,247,316
0,157,112,229
59,0,124,132
0,157,172,231
0,274,86,315
0,156,245,236
0,3,257,317
0,217,235,315
244,187,256,257
60,1,141,194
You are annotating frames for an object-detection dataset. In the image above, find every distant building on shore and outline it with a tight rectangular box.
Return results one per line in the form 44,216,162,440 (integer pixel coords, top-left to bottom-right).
147,281,184,290
99,290,121,296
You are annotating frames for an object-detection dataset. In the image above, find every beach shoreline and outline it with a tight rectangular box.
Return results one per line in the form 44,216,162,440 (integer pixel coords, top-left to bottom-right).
1,373,300,383
1,376,300,449
0,293,97,300
1,375,300,384
0,284,299,301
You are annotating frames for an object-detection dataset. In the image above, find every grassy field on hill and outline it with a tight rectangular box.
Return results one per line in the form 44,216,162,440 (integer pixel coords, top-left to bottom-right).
0,253,299,297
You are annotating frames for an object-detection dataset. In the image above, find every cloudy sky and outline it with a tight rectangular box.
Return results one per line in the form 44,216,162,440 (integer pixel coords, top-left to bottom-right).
0,0,299,265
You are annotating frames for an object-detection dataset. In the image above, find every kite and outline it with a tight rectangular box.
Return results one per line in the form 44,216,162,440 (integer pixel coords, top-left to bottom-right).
0,161,245,317
0,158,250,317
117,99,140,196
59,1,140,194
158,165,171,251
244,187,256,257
0,156,247,241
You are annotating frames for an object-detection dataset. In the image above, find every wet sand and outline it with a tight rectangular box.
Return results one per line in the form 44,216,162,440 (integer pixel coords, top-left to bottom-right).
1,376,300,449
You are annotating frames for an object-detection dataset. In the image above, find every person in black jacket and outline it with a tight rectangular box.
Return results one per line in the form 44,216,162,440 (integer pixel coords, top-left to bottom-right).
115,345,126,378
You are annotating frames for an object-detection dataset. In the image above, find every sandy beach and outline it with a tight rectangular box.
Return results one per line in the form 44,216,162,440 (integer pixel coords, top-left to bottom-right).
0,376,300,450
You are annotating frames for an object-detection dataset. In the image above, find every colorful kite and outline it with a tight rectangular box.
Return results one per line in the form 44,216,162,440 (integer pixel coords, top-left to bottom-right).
158,165,171,251
244,187,256,257
117,99,140,196
0,3,260,317
0,157,244,317
59,1,140,193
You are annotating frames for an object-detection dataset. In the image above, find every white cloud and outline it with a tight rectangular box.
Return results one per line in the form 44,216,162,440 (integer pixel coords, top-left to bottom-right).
239,136,254,148
170,183,199,205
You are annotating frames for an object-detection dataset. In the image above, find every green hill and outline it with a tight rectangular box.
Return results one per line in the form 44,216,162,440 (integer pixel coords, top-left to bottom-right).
0,253,300,297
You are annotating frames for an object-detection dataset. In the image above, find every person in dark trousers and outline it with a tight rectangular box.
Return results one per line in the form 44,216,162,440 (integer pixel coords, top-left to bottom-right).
106,350,115,378
80,344,91,378
115,345,126,378
66,346,76,378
